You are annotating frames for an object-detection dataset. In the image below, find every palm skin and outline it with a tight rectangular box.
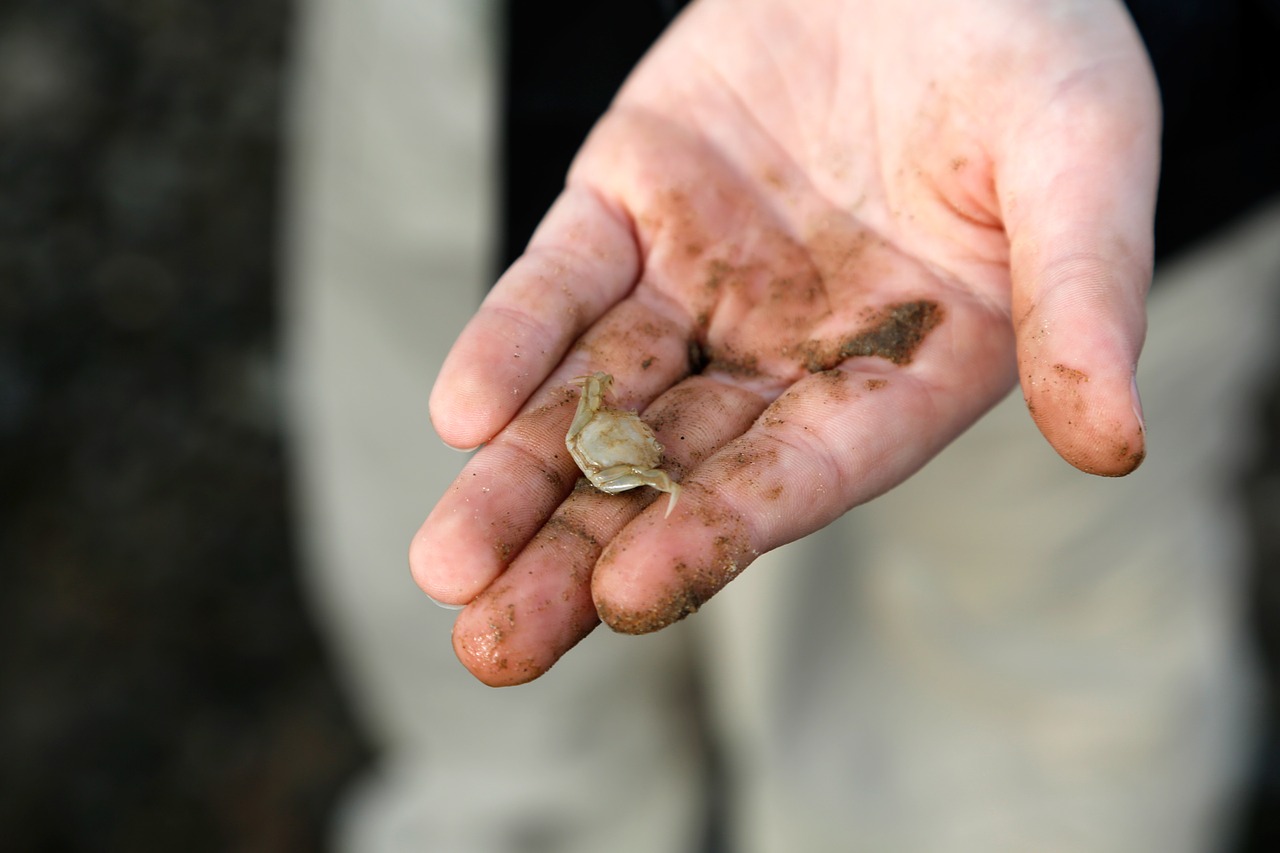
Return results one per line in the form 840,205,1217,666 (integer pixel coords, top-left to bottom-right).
411,0,1160,685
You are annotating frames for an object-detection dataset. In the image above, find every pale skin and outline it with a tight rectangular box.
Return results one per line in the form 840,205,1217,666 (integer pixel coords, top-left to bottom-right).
411,0,1160,685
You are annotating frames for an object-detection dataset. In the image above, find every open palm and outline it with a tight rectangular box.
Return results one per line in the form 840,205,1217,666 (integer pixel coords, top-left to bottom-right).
412,0,1159,685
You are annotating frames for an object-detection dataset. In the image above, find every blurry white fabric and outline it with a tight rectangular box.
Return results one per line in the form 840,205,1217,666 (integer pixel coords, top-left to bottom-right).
282,1,1278,850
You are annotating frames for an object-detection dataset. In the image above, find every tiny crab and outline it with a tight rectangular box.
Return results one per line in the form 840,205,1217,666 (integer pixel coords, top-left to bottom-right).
565,372,681,517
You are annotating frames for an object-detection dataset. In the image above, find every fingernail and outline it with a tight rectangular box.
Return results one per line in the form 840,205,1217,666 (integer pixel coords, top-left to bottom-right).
427,594,466,611
1130,373,1145,435
442,441,482,453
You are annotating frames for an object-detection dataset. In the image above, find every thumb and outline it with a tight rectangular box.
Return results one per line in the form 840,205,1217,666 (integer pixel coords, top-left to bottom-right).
1001,39,1160,476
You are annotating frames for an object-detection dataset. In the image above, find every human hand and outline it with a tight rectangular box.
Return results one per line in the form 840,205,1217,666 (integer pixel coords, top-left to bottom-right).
412,0,1159,684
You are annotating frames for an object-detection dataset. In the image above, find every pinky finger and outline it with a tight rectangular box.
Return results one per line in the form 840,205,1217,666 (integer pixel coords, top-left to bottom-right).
430,185,642,448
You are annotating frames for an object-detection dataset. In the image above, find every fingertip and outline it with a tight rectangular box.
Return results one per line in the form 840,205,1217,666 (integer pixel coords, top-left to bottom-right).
595,582,705,635
428,360,505,450
588,511,669,635
450,576,600,686
591,521,697,635
451,608,548,687
592,491,753,634
408,519,481,607
1013,240,1150,478
1023,362,1146,476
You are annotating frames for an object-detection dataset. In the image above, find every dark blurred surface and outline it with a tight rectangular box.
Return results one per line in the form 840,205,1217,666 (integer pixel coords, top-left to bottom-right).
0,1,370,851
2,1,1279,851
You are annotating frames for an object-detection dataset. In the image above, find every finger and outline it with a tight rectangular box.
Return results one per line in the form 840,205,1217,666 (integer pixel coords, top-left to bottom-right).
450,376,769,685
411,294,692,604
429,184,641,448
449,484,628,687
593,299,1016,633
999,38,1160,476
411,391,578,606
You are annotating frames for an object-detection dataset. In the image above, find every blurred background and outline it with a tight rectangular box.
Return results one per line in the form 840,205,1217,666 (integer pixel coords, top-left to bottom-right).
2,0,1279,850
0,1,369,849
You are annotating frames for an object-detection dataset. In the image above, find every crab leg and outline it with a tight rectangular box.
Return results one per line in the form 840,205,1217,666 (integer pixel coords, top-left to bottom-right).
592,465,682,517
